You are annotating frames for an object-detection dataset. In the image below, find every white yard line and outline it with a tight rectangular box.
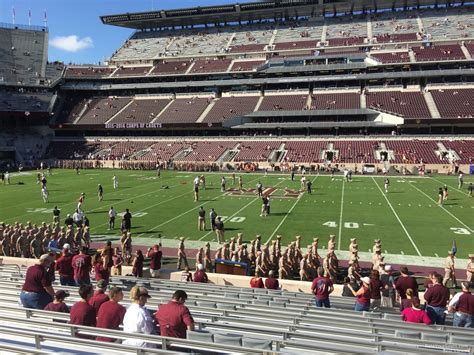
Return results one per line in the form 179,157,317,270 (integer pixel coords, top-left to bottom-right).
404,178,473,232
337,179,345,250
138,176,262,238
266,175,318,243
428,176,470,197
371,177,422,256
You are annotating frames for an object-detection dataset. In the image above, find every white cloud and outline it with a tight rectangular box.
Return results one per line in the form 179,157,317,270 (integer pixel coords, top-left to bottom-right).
50,35,93,52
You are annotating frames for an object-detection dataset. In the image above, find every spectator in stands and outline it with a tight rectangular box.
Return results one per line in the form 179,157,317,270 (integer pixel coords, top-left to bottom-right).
380,265,395,307
395,266,418,301
147,244,162,278
181,266,193,282
93,253,110,284
423,271,437,290
348,276,371,312
44,290,69,313
89,279,109,314
123,286,155,347
250,270,264,288
369,270,383,311
72,247,92,286
55,244,75,286
401,297,431,325
193,264,208,283
132,249,144,277
448,281,474,328
96,287,126,342
20,254,55,309
399,288,416,311
311,266,334,308
70,284,96,337
265,270,280,290
342,277,359,297
424,273,450,325
155,290,194,339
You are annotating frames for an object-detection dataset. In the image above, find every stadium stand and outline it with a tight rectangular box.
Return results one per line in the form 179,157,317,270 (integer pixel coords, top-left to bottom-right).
0,90,51,112
112,66,152,77
421,6,474,39
412,44,466,62
310,92,361,110
370,51,411,63
107,98,172,124
75,97,132,125
149,60,192,75
190,59,232,73
179,141,236,162
366,90,431,118
65,66,114,78
229,59,265,72
156,97,211,124
430,88,474,118
258,93,309,111
234,141,281,162
202,95,260,123
283,141,327,163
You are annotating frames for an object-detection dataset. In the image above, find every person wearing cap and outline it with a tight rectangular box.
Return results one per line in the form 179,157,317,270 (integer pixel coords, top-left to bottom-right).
215,217,225,244
20,254,55,309
70,284,96,337
198,206,206,231
380,265,396,308
443,251,457,288
96,287,126,342
177,238,189,270
203,242,212,272
147,244,162,278
402,297,431,325
55,244,75,286
155,290,194,339
424,273,450,325
132,250,144,278
112,247,123,276
72,246,92,286
395,266,419,301
193,264,208,283
348,276,371,312
265,270,279,290
89,279,109,313
311,266,334,308
44,290,70,313
448,281,474,328
123,286,155,347
467,254,474,287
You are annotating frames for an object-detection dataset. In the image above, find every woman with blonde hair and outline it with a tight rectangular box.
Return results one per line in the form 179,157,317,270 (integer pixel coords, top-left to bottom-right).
122,285,155,347
400,288,415,312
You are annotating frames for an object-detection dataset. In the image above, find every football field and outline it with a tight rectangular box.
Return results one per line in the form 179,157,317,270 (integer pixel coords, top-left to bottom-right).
1,169,473,258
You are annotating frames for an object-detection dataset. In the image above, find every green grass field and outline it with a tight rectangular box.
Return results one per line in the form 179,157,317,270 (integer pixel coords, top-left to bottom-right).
1,169,473,258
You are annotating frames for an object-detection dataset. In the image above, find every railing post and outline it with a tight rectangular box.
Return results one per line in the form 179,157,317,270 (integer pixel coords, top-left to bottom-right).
34,334,41,349
162,338,167,350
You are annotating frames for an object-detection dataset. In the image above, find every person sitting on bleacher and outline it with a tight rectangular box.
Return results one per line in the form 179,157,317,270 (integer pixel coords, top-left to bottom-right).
250,270,264,288
265,270,279,290
401,297,431,325
70,284,96,338
96,287,126,342
193,264,208,283
44,290,69,313
20,253,55,309
155,290,194,339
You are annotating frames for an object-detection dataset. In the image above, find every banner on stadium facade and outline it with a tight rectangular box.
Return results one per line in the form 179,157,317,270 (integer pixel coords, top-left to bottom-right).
104,123,162,129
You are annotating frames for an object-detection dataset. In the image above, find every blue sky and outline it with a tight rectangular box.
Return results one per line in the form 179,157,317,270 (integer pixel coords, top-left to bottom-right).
0,0,256,64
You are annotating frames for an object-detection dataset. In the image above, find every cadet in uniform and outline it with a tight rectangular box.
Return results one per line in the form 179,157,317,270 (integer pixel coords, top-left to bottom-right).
443,251,457,288
466,254,474,286
198,207,206,231
177,237,189,270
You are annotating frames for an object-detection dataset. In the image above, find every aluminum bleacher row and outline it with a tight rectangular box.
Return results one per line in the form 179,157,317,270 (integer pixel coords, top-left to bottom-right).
0,264,473,354
46,138,474,165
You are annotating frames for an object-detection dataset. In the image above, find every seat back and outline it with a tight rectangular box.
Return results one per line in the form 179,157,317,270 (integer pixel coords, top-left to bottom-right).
187,330,214,343
395,330,421,339
242,337,272,350
214,333,243,347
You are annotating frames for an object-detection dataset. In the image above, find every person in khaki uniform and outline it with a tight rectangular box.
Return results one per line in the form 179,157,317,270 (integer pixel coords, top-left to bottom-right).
323,251,337,282
236,233,243,246
177,237,189,270
299,254,311,281
327,235,336,251
278,253,290,280
203,242,212,272
196,247,204,268
443,251,457,288
466,254,474,286
348,238,358,259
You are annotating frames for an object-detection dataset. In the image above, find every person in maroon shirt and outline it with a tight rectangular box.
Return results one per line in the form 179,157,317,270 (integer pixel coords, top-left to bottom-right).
132,249,144,277
193,264,208,283
348,277,371,311
369,270,383,311
72,247,92,286
93,253,110,283
423,271,437,290
424,274,450,325
89,279,109,314
400,288,416,311
44,290,70,313
265,270,279,290
250,271,264,288
96,287,126,342
147,244,162,278
100,241,114,272
70,284,96,338
155,290,194,338
311,267,334,308
395,266,419,301
20,254,55,309
55,244,75,286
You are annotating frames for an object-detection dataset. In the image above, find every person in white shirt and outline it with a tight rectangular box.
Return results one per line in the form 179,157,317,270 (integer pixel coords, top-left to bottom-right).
41,187,49,203
458,173,464,189
72,209,83,227
112,175,118,190
193,176,200,202
300,176,306,190
108,207,117,230
122,286,155,347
